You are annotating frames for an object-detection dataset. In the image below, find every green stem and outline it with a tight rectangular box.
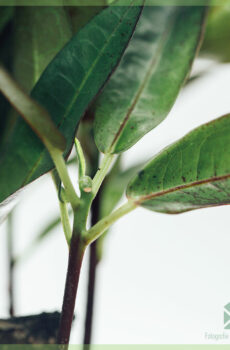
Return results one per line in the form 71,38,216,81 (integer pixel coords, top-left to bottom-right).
49,147,80,210
75,138,86,179
51,171,72,245
84,201,136,245
92,154,115,198
59,201,72,245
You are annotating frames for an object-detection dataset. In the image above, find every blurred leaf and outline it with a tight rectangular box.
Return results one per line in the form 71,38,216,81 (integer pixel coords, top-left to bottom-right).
13,7,72,93
94,6,207,154
14,214,66,264
127,114,230,214
67,6,105,34
202,2,230,62
0,7,13,34
2,7,72,142
100,158,143,218
95,158,143,260
0,2,143,206
0,22,13,148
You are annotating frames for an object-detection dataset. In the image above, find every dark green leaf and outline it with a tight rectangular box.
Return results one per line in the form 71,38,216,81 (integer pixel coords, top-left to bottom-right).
0,2,143,205
0,6,72,152
94,6,207,154
127,114,230,214
0,66,66,152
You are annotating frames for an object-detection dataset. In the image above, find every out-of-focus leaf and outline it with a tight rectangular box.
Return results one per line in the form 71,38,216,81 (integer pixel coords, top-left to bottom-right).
0,2,143,206
0,7,72,222
14,214,67,264
2,6,72,143
0,22,13,148
67,6,105,34
13,7,72,93
201,2,230,62
0,7,13,34
95,158,143,260
127,114,230,214
94,6,207,154
100,159,143,218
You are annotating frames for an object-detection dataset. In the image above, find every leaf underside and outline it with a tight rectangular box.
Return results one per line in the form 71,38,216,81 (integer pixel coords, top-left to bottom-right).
94,6,207,154
127,114,230,214
0,2,142,205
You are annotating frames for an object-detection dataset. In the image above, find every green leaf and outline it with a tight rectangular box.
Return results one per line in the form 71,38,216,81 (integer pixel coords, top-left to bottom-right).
94,6,207,154
127,114,230,214
13,7,72,93
0,66,66,152
0,2,143,205
1,7,72,151
201,2,230,62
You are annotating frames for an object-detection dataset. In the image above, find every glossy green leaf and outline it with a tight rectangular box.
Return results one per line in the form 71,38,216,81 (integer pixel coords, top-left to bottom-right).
127,114,230,214
94,6,207,154
201,2,230,62
0,2,143,205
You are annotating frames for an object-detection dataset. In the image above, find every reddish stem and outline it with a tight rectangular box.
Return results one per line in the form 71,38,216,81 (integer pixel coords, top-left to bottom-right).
57,234,86,347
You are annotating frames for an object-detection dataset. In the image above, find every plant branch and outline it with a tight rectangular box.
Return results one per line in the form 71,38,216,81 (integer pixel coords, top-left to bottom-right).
83,189,101,347
84,201,136,246
83,241,98,348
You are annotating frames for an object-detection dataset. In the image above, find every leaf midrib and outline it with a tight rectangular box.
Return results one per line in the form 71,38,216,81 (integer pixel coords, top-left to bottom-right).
129,173,230,204
109,8,178,153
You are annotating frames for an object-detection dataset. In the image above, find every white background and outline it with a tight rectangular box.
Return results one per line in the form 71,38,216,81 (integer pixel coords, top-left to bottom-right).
0,58,230,344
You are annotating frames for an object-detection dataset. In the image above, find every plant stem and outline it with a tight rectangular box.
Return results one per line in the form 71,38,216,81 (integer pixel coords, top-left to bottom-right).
92,154,115,198
59,201,72,245
7,211,15,317
83,241,98,347
57,232,86,346
49,148,80,210
83,190,101,347
85,201,137,246
51,171,72,245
